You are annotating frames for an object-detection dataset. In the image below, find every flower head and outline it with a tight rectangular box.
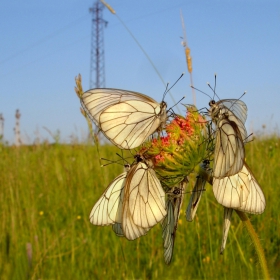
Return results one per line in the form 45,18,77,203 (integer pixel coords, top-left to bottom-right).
142,106,209,188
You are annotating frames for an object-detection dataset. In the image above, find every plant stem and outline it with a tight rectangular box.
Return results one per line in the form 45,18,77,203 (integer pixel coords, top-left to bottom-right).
235,210,270,280
200,170,270,279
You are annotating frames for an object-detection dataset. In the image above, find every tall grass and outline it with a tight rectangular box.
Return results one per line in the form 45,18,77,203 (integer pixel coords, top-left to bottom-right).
0,138,279,279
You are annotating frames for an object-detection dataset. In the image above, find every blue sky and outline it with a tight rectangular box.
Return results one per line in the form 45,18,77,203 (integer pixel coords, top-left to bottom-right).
1,0,279,144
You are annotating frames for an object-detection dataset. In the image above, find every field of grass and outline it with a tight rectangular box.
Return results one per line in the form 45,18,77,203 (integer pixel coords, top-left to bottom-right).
0,137,279,279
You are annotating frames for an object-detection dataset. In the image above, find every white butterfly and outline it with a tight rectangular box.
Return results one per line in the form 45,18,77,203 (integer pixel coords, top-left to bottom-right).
186,160,211,221
122,155,166,240
89,155,167,240
212,163,266,214
81,88,167,149
161,181,186,264
215,163,266,254
209,99,248,178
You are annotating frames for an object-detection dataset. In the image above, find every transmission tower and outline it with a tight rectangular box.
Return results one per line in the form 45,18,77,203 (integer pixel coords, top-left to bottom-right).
89,1,107,89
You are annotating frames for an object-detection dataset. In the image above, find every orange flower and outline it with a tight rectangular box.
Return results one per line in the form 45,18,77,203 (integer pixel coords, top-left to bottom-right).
143,106,209,187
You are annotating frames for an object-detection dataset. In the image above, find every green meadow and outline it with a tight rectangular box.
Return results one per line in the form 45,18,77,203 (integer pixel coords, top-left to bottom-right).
0,137,279,279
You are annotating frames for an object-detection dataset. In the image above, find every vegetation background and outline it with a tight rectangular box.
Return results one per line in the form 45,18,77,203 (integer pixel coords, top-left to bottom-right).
0,135,279,279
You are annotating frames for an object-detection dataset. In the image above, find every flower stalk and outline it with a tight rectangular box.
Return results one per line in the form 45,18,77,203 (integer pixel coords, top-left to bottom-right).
199,169,270,280
235,210,270,280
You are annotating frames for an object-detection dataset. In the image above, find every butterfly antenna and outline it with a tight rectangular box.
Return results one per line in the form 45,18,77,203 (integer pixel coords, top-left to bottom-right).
100,157,125,167
190,85,212,100
207,74,220,100
162,72,185,101
120,150,125,166
123,140,142,162
116,153,131,164
239,91,247,100
162,82,170,101
167,96,186,112
243,132,253,144
214,73,217,96
228,91,247,111
207,84,220,101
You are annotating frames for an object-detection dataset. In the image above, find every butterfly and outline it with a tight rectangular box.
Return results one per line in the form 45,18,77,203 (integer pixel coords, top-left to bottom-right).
186,160,211,221
89,155,167,240
212,163,266,214
213,163,266,254
122,155,166,240
81,88,167,149
161,181,186,264
209,99,248,178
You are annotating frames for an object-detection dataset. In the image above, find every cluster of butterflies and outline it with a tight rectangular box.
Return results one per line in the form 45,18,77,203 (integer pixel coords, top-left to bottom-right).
80,86,266,264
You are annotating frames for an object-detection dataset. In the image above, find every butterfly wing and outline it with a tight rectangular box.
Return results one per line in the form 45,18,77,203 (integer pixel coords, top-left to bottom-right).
217,99,247,124
220,207,233,254
186,175,206,222
213,163,266,214
81,88,159,124
81,88,167,149
162,183,185,264
121,160,165,241
121,197,150,240
186,160,211,221
213,118,245,178
219,106,247,140
162,199,175,264
112,223,124,237
100,100,167,149
210,99,248,178
121,160,166,240
89,172,127,225
239,164,266,214
126,161,167,228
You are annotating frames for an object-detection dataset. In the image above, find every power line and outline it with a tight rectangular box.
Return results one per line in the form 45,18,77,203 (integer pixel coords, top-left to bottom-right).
0,14,88,66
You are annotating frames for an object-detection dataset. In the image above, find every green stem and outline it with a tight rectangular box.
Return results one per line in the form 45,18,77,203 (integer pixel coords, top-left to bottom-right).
200,170,270,279
235,210,270,280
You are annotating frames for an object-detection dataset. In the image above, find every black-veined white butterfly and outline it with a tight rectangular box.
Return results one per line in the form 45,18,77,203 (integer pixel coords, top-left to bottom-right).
89,155,166,240
212,163,266,214
161,181,186,264
81,88,167,149
122,155,166,240
186,160,211,221
209,99,248,178
215,163,266,254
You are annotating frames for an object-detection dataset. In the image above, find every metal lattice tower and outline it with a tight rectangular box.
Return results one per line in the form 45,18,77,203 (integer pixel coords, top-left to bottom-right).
89,1,107,88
